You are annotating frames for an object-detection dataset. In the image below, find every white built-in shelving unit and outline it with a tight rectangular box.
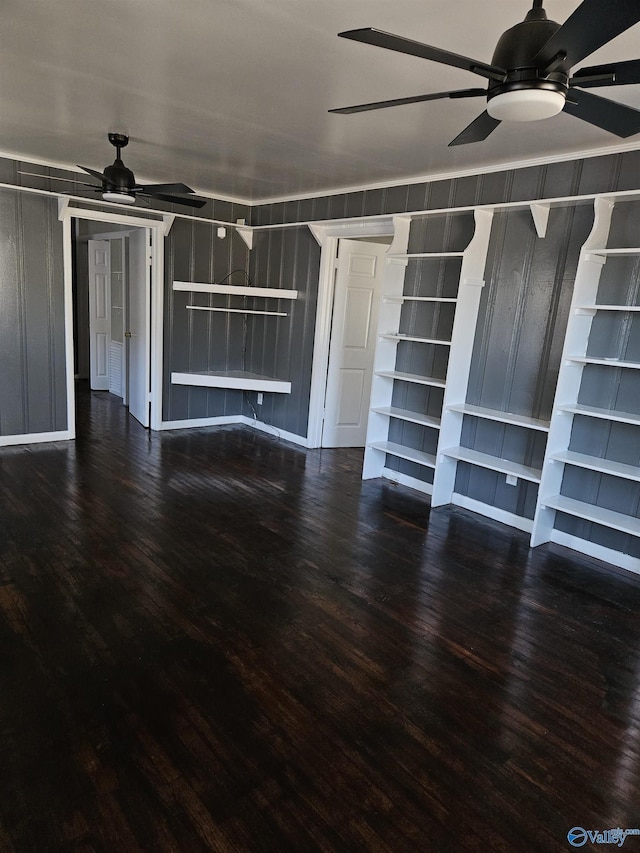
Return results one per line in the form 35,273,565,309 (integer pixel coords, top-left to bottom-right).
361,192,640,575
170,280,297,393
531,196,640,573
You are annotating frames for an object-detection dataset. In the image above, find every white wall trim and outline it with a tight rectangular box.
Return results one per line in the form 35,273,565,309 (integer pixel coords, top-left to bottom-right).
550,530,640,576
451,494,534,534
59,204,166,434
5,139,640,208
159,415,244,431
238,416,309,447
0,429,74,447
380,468,433,496
157,413,309,447
306,218,397,448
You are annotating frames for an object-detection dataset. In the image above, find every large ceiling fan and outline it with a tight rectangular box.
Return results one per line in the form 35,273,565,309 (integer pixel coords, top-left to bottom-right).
330,0,640,146
78,133,206,207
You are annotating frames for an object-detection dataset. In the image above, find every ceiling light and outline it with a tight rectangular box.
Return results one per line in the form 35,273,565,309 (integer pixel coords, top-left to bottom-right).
487,89,566,122
102,190,136,204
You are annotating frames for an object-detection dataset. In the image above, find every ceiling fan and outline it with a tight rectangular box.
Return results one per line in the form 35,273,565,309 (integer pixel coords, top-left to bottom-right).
77,133,207,207
330,0,640,146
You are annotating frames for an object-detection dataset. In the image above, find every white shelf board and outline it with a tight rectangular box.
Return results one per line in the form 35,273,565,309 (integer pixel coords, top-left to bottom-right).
550,450,640,483
371,406,441,429
442,446,542,483
375,370,446,388
447,403,550,432
568,356,640,370
543,494,640,538
171,371,291,393
186,306,287,316
173,281,298,299
575,304,640,312
381,333,451,346
383,296,458,303
559,403,640,425
585,248,640,256
368,440,436,469
386,251,464,260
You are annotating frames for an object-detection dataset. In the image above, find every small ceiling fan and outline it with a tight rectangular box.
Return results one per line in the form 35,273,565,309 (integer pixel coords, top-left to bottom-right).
78,133,207,207
330,0,640,146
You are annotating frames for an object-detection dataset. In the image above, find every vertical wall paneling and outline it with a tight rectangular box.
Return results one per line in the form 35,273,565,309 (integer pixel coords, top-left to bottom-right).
0,189,66,440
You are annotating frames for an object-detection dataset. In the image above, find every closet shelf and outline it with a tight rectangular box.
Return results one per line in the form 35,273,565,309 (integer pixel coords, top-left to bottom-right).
558,403,640,426
367,441,436,469
374,370,446,388
542,494,640,538
446,403,550,432
567,356,640,369
442,446,542,483
171,371,291,393
370,406,441,429
380,333,451,345
173,281,298,299
550,450,640,483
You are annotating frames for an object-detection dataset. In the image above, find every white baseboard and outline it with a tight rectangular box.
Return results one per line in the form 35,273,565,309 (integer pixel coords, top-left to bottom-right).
450,493,534,534
0,429,74,447
239,416,309,447
550,530,640,576
158,415,243,430
158,413,309,447
381,467,433,496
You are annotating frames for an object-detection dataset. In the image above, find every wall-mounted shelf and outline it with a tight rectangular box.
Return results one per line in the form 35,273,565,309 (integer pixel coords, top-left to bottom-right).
567,356,640,369
171,371,291,393
550,450,640,483
383,296,458,304
186,306,288,317
173,281,298,299
541,495,640,539
386,251,465,260
367,440,436,469
558,403,640,426
380,333,451,346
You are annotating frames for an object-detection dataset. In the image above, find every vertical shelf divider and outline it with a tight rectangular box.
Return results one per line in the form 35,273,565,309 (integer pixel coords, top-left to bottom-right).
431,208,494,506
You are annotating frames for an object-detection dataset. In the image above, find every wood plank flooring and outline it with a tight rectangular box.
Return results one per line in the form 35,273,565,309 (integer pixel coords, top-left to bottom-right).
0,385,639,851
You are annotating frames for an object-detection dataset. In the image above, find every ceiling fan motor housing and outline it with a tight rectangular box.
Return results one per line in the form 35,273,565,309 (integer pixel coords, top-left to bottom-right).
487,7,568,121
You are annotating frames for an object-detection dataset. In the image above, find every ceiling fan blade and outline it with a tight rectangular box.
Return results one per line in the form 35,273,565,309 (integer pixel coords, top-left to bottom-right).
448,111,501,146
563,88,640,137
139,191,207,209
78,165,107,183
571,59,640,88
338,28,506,82
134,182,195,194
533,0,640,71
330,88,486,115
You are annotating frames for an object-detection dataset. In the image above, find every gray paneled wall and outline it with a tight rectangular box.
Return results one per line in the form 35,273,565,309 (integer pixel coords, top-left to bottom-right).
246,227,320,438
163,218,251,422
0,187,66,436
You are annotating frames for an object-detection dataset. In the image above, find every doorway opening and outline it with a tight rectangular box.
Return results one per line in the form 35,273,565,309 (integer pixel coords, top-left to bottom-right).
322,237,392,448
73,223,151,428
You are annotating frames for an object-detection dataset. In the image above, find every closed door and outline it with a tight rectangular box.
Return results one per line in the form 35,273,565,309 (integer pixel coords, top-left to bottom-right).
127,229,151,428
88,240,110,391
322,239,387,447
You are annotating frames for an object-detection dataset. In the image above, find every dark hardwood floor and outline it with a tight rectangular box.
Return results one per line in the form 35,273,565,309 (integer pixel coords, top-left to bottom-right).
1,385,639,852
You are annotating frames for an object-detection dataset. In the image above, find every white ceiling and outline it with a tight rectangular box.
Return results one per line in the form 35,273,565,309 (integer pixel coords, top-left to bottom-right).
2,0,639,203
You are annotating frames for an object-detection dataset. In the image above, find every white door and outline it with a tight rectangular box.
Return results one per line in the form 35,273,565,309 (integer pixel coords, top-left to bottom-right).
322,239,387,447
127,229,151,428
88,240,111,391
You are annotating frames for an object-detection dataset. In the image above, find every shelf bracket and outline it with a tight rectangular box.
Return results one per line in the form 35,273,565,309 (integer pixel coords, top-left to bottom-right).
530,203,550,238
236,226,254,250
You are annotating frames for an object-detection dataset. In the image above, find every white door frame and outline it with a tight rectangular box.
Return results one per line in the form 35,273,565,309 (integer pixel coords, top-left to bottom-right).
306,216,406,448
59,202,174,436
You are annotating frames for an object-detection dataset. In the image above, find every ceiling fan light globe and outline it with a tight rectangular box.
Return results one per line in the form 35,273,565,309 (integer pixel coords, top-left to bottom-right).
102,191,136,204
487,89,565,121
